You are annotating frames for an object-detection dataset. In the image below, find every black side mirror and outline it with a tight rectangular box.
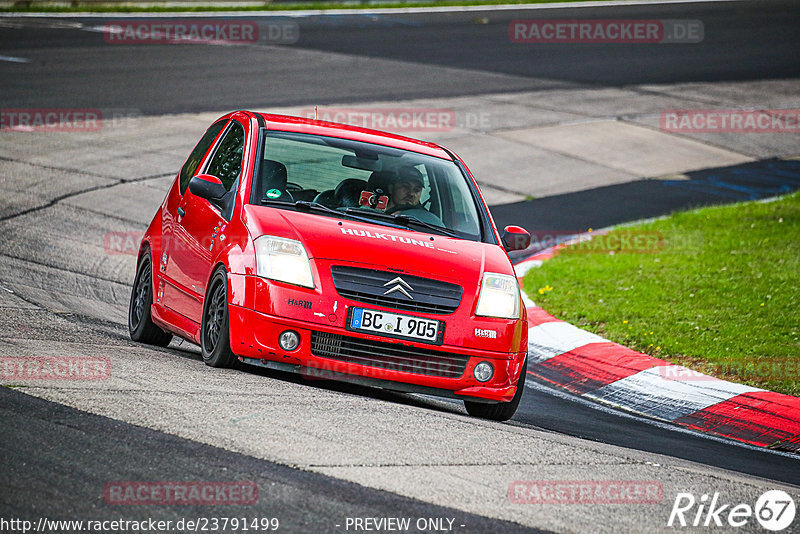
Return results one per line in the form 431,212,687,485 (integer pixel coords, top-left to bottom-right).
188,174,227,205
502,225,532,252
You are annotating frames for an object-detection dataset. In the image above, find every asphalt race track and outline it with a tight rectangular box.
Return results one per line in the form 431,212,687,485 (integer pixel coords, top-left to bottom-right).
1,1,799,114
1,387,538,533
2,1,800,532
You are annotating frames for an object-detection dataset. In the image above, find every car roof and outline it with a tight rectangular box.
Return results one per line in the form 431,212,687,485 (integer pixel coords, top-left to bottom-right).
251,112,453,160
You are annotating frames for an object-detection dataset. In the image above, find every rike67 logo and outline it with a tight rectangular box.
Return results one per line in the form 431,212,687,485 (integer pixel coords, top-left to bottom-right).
668,490,796,531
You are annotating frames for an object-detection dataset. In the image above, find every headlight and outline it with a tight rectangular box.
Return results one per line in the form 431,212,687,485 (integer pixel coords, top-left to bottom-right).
254,236,314,289
475,272,520,319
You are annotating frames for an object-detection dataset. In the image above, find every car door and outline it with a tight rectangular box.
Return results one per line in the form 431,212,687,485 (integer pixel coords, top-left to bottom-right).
159,118,227,322
165,119,245,323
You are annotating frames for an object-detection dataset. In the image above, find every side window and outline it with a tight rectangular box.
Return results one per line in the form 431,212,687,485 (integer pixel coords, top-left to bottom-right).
205,122,246,192
179,119,227,195
415,164,432,207
446,176,480,236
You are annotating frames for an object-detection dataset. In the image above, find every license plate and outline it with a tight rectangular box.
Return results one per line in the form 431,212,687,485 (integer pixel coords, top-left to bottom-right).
347,308,444,345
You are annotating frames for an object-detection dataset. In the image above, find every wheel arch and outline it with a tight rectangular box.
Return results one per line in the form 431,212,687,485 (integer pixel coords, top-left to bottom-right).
136,239,151,266
199,263,239,368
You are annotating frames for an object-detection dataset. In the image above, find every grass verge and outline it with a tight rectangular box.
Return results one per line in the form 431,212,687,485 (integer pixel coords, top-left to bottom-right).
522,191,800,397
2,0,587,14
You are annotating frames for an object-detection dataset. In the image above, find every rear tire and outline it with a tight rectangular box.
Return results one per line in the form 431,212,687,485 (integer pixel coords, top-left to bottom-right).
129,252,172,347
464,357,527,422
200,268,238,368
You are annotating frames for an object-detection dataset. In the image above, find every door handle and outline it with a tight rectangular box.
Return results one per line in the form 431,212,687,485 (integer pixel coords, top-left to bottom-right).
177,207,186,217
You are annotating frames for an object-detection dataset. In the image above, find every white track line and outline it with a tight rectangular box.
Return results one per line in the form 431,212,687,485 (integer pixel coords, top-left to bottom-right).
527,321,605,363
585,366,763,421
0,54,30,63
522,377,800,459
1,0,744,18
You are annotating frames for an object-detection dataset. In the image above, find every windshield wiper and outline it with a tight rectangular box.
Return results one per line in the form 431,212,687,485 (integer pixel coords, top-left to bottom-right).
260,198,295,206
344,208,458,238
292,200,339,216
291,200,371,222
262,199,389,227
396,215,459,238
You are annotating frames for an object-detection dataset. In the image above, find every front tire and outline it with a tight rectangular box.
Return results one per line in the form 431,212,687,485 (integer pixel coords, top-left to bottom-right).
201,268,238,368
464,357,527,422
129,251,172,347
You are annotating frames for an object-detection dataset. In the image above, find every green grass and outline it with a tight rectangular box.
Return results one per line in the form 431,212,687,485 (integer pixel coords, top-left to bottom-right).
2,0,588,13
522,191,800,397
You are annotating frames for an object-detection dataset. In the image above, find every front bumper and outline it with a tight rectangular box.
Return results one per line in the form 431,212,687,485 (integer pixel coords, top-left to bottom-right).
228,303,527,403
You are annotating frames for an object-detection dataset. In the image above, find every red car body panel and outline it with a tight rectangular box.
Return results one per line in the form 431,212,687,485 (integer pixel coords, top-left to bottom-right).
140,111,528,404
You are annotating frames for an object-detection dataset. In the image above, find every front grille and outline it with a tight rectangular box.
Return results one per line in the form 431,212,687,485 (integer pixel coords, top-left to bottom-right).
310,331,468,378
331,266,462,314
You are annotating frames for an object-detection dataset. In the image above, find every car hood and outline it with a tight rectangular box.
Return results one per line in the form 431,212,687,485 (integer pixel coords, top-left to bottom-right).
243,205,513,285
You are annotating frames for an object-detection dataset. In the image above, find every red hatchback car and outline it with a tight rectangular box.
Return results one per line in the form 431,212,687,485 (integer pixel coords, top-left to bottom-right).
129,111,531,421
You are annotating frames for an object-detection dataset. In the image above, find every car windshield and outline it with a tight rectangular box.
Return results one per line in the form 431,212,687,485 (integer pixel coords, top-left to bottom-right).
251,130,483,241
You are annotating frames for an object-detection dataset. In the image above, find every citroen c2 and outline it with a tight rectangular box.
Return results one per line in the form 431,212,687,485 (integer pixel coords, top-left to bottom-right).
129,111,532,421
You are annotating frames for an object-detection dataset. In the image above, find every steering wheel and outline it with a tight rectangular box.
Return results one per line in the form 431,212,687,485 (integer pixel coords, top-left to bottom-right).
386,204,446,228
286,182,303,192
385,204,417,215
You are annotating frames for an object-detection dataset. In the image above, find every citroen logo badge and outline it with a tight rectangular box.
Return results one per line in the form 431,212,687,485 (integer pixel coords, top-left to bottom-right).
383,277,414,300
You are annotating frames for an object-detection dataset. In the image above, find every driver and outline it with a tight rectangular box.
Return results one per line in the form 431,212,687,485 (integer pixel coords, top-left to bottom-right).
386,166,425,211
385,166,444,226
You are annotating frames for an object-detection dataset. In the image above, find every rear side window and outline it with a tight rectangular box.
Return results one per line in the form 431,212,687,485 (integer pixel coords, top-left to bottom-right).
179,119,227,195
205,122,246,192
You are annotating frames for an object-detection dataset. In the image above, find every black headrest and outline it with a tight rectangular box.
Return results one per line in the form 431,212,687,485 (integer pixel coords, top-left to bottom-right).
334,179,368,208
367,171,395,194
261,159,287,189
